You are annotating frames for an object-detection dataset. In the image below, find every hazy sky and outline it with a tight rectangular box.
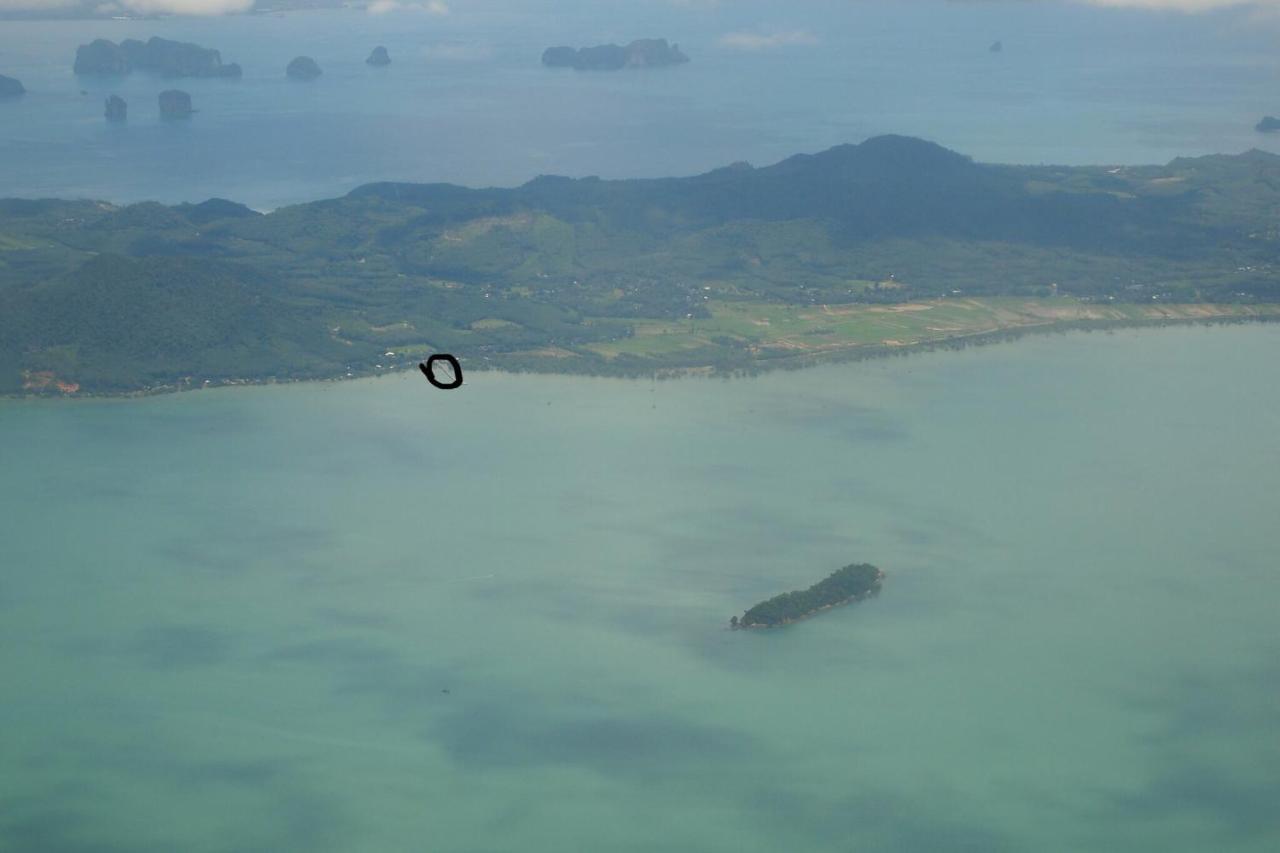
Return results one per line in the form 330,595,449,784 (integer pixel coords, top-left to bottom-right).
4,0,1280,17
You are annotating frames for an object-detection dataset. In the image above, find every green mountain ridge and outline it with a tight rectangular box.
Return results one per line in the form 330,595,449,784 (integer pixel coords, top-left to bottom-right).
2,135,1278,394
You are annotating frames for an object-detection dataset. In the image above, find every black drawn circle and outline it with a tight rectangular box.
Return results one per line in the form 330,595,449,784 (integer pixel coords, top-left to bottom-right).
421,354,463,389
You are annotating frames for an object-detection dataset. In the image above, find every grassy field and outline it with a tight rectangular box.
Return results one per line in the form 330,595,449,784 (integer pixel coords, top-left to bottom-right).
585,297,1280,361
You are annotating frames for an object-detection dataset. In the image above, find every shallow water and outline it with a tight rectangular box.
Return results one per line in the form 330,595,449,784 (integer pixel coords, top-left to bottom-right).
2,324,1278,851
2,1,1280,207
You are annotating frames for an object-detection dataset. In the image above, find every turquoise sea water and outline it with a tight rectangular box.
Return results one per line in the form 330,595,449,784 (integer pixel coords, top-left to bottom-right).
2,325,1278,851
2,1,1280,207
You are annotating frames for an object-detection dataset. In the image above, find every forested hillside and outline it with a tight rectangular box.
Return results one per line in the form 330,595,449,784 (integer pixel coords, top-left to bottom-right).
2,136,1278,394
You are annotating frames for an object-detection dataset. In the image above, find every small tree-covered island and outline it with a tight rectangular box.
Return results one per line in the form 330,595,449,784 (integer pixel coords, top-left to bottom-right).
732,563,884,629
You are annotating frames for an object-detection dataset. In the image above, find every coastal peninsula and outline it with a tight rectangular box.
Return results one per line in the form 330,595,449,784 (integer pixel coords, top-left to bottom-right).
3,136,1280,396
732,564,884,629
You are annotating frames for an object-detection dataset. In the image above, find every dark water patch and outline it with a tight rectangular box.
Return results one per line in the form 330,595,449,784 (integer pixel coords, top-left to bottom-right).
313,607,393,629
456,569,719,646
258,628,465,714
431,699,756,779
240,787,353,853
41,733,292,794
318,416,482,480
1105,762,1280,840
78,483,141,502
5,735,340,850
746,787,1014,852
175,758,288,787
1116,660,1280,745
319,430,435,473
0,782,113,853
553,487,629,513
155,514,333,576
335,661,461,713
614,503,863,567
710,504,858,544
0,808,149,853
58,402,264,456
294,637,463,722
814,479,1000,548
264,637,401,671
779,398,911,444
832,417,911,443
1090,661,1280,840
131,624,232,668
686,461,766,485
155,539,249,575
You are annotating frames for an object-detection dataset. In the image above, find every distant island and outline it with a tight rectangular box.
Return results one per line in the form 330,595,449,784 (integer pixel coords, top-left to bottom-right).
0,74,24,98
74,37,242,78
989,40,1003,53
3,136,1280,396
542,39,689,71
287,56,322,80
158,90,193,119
104,94,126,122
1256,116,1280,133
732,564,884,629
367,46,391,67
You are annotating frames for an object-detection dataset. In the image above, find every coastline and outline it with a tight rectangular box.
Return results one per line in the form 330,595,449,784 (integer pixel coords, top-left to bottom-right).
6,310,1280,402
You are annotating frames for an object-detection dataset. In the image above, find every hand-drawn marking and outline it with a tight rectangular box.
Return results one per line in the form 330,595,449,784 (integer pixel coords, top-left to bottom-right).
420,354,463,389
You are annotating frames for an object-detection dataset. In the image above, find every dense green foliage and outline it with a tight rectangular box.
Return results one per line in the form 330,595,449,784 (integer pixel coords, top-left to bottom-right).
2,135,1279,393
738,563,883,628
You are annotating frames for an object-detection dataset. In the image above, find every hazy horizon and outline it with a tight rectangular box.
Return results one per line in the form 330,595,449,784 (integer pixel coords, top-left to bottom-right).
3,0,1280,207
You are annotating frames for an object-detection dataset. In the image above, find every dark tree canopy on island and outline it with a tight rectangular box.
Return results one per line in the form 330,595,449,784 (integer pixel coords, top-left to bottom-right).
738,563,883,628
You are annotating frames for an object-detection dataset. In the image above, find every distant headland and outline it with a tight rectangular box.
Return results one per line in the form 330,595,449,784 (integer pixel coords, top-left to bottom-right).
542,39,689,71
732,564,884,629
74,37,242,78
0,74,24,98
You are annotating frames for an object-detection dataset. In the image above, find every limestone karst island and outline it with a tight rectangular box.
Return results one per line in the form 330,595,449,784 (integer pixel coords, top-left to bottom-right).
541,38,689,71
74,36,242,78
